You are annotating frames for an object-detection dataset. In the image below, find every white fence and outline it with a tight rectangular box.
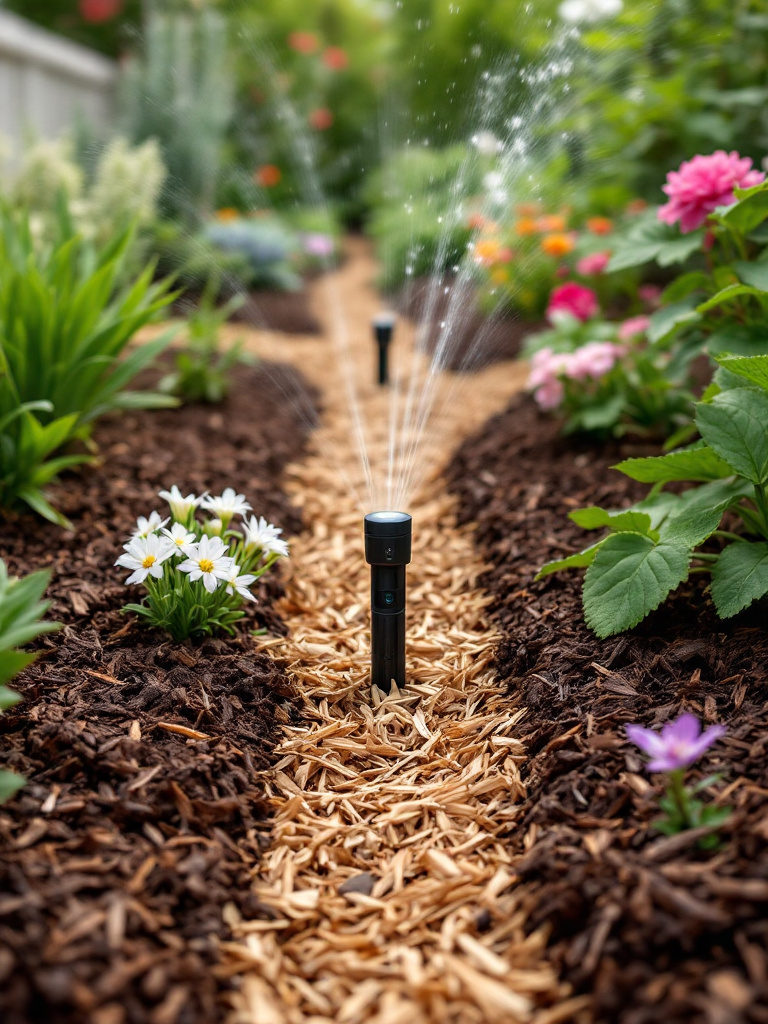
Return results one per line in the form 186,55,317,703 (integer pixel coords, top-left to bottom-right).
0,10,117,161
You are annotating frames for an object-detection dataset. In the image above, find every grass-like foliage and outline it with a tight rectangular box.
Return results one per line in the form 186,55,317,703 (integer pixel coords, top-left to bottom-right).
160,279,254,404
0,560,59,803
0,209,178,525
116,486,289,642
538,353,768,637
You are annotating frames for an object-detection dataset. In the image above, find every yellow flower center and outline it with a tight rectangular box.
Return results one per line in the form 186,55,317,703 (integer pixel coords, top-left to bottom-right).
142,554,156,569
199,558,214,573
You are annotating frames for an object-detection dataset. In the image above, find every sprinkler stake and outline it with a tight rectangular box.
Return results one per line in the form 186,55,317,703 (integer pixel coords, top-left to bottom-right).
372,312,396,386
364,511,411,690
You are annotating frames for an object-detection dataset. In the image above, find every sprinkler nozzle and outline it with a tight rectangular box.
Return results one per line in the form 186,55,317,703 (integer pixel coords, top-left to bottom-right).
372,311,396,386
364,511,411,690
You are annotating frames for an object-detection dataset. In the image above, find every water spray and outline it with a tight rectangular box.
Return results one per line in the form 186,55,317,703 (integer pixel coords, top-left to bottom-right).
372,312,396,386
364,511,412,690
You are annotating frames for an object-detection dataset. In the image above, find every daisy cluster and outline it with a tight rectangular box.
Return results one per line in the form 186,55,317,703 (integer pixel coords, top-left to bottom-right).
115,486,289,641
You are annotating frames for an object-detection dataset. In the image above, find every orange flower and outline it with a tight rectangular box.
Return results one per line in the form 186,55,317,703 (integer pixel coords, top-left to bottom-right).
497,246,515,263
474,239,500,265
323,46,348,70
626,199,648,215
215,208,239,222
586,216,613,235
255,164,282,188
541,233,575,257
288,31,318,54
536,214,566,232
491,266,509,284
515,202,540,217
515,217,539,236
309,108,333,130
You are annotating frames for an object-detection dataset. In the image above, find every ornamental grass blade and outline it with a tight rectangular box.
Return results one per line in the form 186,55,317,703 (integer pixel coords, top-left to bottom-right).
583,533,691,638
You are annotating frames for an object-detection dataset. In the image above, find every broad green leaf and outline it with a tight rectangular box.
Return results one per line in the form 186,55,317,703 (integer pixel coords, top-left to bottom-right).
583,533,692,638
710,541,768,617
706,324,768,357
536,541,605,578
661,503,729,549
569,506,656,536
696,388,768,484
718,189,768,234
0,684,21,711
647,299,701,344
661,272,710,304
607,214,705,273
0,770,24,804
733,260,768,292
614,445,734,483
716,354,768,392
696,283,764,313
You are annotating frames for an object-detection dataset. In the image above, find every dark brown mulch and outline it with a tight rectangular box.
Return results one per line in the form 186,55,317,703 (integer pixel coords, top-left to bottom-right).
173,286,322,336
0,362,318,1024
396,275,544,371
446,394,768,1024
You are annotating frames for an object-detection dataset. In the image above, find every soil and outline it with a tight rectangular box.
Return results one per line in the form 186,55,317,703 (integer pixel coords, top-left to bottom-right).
396,275,545,371
447,394,768,1024
0,361,318,1024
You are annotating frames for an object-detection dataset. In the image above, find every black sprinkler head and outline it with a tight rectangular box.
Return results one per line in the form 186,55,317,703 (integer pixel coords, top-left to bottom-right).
372,311,396,386
364,511,411,690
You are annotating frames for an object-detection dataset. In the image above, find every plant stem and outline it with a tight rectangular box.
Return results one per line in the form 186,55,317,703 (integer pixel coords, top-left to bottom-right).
669,769,691,828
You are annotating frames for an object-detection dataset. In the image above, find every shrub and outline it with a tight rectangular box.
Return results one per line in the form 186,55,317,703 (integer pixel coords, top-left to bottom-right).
0,211,178,524
0,560,59,803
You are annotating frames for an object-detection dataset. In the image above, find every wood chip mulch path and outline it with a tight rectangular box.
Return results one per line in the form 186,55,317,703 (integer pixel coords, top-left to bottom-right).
216,239,588,1023
0,361,318,1024
447,393,768,1024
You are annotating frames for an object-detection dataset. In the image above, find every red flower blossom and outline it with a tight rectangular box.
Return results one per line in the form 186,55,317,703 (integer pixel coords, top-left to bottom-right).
254,164,282,188
546,282,599,323
323,47,349,70
288,31,319,54
79,0,122,22
308,108,333,131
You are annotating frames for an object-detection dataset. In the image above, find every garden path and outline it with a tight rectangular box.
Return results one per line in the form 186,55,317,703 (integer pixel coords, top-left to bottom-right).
217,239,582,1023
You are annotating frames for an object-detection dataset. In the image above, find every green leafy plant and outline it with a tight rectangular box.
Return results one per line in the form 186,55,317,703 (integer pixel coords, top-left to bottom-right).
524,312,693,438
0,560,59,803
161,279,254,404
0,210,178,524
117,486,289,642
538,353,768,637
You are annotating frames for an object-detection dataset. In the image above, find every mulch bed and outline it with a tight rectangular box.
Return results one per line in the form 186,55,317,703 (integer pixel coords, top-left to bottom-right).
173,286,322,336
447,394,768,1024
396,275,545,371
0,361,318,1024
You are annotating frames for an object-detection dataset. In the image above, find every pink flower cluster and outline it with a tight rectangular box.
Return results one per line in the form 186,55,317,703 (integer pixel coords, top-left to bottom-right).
528,342,623,410
576,251,611,276
658,150,765,234
546,282,599,323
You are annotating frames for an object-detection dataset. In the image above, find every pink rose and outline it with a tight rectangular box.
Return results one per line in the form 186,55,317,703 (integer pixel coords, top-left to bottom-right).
534,376,565,410
566,341,620,380
576,251,611,276
546,282,599,323
618,316,650,341
658,150,765,234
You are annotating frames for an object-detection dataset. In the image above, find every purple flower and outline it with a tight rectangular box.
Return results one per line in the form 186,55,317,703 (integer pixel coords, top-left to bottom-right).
626,713,726,773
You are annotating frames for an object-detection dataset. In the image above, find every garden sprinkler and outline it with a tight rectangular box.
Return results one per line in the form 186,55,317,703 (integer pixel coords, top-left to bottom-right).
372,311,396,386
364,511,412,691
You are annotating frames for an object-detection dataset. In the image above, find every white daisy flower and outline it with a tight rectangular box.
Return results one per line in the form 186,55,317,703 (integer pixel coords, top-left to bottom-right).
200,488,252,525
162,522,197,552
224,564,258,602
158,485,203,521
243,515,290,559
116,533,175,585
177,535,234,593
133,510,169,538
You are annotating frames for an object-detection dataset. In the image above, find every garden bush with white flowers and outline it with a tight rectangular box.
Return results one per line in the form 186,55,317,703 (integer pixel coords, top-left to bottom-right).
116,486,289,641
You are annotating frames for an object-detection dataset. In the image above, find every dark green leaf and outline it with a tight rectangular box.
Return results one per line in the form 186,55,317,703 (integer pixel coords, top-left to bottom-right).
711,541,768,617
